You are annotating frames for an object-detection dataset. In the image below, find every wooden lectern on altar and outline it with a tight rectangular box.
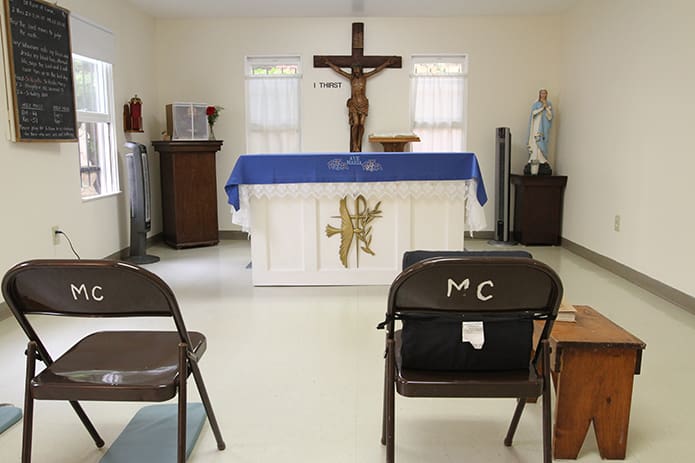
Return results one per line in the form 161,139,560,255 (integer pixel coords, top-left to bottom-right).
369,134,421,152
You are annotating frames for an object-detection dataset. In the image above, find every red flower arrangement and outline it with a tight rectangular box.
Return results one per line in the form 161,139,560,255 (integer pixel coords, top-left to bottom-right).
206,105,223,126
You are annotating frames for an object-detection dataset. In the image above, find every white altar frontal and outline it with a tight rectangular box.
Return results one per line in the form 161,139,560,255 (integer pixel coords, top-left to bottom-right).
224,153,487,286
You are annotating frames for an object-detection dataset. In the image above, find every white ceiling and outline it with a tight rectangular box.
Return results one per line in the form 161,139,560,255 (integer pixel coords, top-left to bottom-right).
125,0,577,19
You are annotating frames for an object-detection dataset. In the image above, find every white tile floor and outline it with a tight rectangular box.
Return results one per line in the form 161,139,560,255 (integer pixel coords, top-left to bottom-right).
0,239,693,462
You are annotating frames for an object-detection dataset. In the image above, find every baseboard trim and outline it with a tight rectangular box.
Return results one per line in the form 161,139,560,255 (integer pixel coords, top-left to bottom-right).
104,231,248,262
470,230,494,240
105,233,164,261
562,237,695,315
219,230,249,240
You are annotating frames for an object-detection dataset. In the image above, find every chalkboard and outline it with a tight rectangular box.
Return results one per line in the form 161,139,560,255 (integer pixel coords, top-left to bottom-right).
3,0,77,141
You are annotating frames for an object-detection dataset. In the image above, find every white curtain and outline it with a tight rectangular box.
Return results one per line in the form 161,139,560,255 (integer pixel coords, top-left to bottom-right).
410,75,466,152
246,75,301,153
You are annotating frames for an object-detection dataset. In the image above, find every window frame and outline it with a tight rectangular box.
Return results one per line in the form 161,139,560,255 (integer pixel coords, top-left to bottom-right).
411,54,469,77
246,55,302,76
73,53,119,200
410,54,469,152
244,55,303,153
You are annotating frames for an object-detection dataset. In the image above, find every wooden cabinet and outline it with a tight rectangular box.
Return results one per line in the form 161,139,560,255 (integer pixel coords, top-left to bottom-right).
152,140,223,249
511,174,567,245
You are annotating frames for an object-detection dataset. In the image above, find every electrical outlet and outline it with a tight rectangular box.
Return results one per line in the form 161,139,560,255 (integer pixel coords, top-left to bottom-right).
614,215,621,232
51,226,60,245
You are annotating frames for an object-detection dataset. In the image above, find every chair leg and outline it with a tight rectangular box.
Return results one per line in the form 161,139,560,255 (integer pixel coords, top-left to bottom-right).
504,398,527,446
68,401,105,448
189,358,226,451
178,343,187,463
384,338,395,463
380,339,390,446
541,340,552,463
21,344,105,462
22,341,37,463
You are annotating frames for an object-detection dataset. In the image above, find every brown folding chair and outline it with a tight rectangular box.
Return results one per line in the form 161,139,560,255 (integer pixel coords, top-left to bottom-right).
379,256,562,463
1,259,226,462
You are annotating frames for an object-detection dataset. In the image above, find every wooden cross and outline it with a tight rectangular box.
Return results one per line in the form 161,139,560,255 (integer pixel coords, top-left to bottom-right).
314,23,402,152
313,23,402,70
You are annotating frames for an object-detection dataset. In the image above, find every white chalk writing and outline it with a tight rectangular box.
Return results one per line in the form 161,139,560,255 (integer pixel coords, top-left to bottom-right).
476,280,494,301
447,278,495,301
70,284,104,302
447,278,470,297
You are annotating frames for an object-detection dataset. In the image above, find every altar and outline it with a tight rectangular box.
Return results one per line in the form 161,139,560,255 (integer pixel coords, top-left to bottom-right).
224,152,487,286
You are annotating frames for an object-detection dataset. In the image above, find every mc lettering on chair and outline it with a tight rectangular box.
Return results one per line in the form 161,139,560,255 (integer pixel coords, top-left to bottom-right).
1,259,226,463
69,283,104,301
446,277,495,300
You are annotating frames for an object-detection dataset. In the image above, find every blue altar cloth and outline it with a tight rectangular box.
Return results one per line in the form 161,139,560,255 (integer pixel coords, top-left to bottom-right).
224,152,487,210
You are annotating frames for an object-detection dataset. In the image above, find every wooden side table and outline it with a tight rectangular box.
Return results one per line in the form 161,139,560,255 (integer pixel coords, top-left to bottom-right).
547,306,646,459
368,134,420,152
511,174,567,245
151,140,223,249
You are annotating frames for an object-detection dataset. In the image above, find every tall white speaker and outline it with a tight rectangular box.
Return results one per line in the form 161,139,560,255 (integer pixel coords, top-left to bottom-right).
489,127,517,245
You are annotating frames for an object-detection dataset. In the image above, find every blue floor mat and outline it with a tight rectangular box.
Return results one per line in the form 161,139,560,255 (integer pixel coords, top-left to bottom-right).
0,405,22,435
100,403,206,463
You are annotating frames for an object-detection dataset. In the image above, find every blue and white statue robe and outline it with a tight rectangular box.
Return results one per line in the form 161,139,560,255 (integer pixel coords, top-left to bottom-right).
527,100,553,165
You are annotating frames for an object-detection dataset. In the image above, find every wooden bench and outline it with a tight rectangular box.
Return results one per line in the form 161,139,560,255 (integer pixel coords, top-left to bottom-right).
540,305,646,459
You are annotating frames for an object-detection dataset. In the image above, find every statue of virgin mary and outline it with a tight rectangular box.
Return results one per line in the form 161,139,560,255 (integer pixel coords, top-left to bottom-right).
525,88,553,175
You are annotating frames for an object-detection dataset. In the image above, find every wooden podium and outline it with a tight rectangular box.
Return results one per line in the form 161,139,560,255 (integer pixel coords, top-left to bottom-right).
368,134,420,152
152,140,223,249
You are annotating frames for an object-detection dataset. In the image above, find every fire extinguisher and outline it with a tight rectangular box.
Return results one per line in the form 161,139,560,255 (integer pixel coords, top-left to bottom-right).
125,95,143,132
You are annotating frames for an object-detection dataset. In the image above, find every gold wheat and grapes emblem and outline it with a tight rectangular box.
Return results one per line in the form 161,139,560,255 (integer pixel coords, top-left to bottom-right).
325,195,382,268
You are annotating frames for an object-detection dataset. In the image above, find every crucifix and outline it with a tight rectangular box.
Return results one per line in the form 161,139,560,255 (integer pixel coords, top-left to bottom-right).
314,23,402,152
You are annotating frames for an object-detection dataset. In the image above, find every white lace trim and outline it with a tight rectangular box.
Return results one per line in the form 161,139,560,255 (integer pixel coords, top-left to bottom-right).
230,180,487,234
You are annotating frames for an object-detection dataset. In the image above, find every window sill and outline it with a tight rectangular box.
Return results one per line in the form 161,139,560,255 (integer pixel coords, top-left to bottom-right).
81,190,122,203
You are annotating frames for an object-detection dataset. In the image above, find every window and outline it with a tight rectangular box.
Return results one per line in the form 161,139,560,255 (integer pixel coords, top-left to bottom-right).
410,55,468,152
70,15,118,199
245,56,301,153
73,54,118,198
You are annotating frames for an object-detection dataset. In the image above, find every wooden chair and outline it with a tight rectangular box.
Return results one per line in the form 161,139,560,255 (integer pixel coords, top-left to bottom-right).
379,255,562,463
1,259,226,463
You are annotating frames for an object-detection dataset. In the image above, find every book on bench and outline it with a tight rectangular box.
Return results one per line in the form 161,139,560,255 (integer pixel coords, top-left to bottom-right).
557,299,577,322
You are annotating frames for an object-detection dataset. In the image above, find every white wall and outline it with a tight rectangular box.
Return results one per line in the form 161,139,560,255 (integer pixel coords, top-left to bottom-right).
153,16,563,232
557,0,695,296
0,0,158,299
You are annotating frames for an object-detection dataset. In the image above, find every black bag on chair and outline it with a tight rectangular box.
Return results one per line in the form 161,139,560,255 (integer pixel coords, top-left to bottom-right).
400,313,534,371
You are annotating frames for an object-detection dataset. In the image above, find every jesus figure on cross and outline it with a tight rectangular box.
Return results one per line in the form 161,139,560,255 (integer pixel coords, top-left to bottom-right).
321,57,397,152
314,23,402,152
